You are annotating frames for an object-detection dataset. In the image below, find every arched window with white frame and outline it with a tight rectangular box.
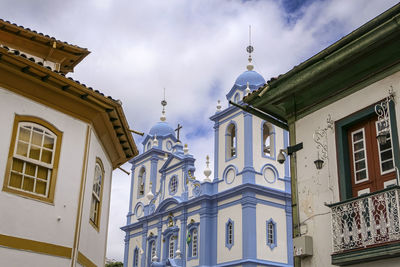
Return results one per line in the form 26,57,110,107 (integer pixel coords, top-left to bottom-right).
262,122,275,158
133,247,139,267
90,158,105,228
168,236,175,259
192,228,198,257
226,123,237,159
137,167,145,198
225,219,234,249
3,115,63,203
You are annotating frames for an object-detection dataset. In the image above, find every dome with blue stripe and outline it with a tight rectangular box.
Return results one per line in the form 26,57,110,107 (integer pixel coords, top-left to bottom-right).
234,70,265,87
149,122,175,137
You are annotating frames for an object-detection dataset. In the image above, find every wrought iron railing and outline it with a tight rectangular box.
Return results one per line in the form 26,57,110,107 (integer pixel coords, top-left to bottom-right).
329,186,400,253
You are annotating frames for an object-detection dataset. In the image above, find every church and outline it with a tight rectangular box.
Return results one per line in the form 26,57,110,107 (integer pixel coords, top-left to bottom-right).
122,47,293,267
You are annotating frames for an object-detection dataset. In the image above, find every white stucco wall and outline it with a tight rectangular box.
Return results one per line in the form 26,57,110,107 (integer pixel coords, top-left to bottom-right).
256,204,288,263
78,129,113,267
0,88,85,255
0,87,114,267
295,70,400,267
217,204,242,263
0,247,71,267
127,236,143,267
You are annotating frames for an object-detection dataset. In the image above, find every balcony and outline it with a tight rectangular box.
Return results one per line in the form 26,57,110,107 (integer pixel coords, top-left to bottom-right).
328,186,400,265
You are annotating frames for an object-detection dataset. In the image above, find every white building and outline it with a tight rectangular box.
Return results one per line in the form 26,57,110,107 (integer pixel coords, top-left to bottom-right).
0,19,138,267
122,49,293,267
244,3,400,267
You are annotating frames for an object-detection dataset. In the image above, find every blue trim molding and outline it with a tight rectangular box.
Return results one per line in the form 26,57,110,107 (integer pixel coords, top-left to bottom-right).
214,122,220,181
260,164,279,184
223,164,238,185
225,218,234,250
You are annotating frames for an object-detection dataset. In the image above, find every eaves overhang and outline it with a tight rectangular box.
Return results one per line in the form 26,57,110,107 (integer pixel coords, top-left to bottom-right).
244,3,400,122
0,46,138,169
0,19,90,74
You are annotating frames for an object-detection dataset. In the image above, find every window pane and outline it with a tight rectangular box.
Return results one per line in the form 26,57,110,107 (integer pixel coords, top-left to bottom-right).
43,136,54,149
35,181,47,195
37,166,48,180
25,162,36,176
19,128,30,142
22,177,34,192
32,131,43,146
381,150,393,161
380,139,392,150
29,145,40,160
355,161,366,171
382,161,394,172
41,150,52,164
9,173,22,188
12,158,24,173
353,132,363,142
354,151,365,161
354,141,364,151
356,170,367,181
16,142,28,157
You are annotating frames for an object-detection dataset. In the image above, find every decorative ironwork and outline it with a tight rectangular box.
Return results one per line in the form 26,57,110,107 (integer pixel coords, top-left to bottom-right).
330,187,400,253
375,87,395,142
313,114,333,164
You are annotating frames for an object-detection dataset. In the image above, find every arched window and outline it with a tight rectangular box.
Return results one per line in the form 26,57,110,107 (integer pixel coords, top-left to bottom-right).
90,158,104,228
150,241,156,261
169,176,178,195
187,220,200,260
234,92,240,103
225,219,234,249
266,219,277,249
262,122,275,158
147,142,151,151
133,247,139,267
192,228,198,257
168,236,175,258
137,167,145,197
3,115,62,203
226,123,237,159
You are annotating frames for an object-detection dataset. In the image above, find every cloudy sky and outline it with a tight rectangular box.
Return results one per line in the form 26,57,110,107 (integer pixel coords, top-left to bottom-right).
1,0,398,262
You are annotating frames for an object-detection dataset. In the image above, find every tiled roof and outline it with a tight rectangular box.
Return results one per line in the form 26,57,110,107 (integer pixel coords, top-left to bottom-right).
0,18,88,51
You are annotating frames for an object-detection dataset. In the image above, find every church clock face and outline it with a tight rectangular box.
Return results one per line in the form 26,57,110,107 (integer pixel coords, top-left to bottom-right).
263,167,276,184
166,141,173,151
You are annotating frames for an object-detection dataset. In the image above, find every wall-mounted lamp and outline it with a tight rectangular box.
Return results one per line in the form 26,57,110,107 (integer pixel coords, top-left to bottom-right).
312,115,333,170
375,88,394,145
277,143,303,164
314,158,324,170
376,130,389,145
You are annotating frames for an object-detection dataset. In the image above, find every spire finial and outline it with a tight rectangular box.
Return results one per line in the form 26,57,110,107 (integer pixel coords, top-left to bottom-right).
203,155,212,182
246,25,254,71
160,88,167,121
245,82,251,95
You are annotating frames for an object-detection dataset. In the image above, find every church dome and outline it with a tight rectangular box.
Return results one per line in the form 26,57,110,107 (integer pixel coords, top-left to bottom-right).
149,122,175,137
234,70,265,87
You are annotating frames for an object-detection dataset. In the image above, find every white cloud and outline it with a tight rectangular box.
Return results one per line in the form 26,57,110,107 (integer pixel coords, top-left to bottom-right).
1,0,398,261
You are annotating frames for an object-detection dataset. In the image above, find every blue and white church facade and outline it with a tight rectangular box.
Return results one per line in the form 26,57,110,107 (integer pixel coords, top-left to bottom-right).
122,53,293,267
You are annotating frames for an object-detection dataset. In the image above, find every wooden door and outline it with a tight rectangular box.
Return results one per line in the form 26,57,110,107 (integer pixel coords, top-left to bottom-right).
348,116,396,197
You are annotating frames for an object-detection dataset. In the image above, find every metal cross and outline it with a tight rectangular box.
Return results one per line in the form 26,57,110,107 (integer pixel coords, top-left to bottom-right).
175,123,182,141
